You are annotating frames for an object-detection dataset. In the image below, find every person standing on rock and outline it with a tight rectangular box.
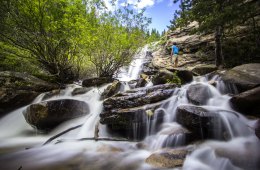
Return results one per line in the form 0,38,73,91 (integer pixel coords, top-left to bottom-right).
171,42,179,67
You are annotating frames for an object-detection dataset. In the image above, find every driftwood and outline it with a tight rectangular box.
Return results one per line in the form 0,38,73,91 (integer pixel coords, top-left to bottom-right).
55,137,129,144
43,124,83,145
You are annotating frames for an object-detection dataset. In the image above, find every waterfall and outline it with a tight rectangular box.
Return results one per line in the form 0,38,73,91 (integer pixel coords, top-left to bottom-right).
0,45,259,170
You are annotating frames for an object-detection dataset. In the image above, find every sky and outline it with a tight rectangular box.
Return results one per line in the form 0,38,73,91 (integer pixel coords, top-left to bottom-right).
103,0,180,33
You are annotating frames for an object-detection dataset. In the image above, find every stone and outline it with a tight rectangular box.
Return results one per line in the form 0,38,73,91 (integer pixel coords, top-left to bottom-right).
101,80,122,99
176,105,224,140
191,64,217,75
221,63,260,92
166,68,193,84
230,86,260,116
135,78,148,88
82,77,113,87
72,87,92,96
152,69,175,85
145,149,188,168
23,99,89,131
186,83,213,105
254,120,260,139
0,71,59,115
100,84,177,140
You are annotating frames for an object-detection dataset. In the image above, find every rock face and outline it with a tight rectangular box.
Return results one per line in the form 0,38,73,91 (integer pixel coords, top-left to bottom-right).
191,64,217,75
145,149,188,168
186,83,213,105
101,80,122,99
82,77,112,87
23,99,89,131
221,63,260,92
176,105,224,140
0,71,59,115
100,84,177,139
230,86,260,116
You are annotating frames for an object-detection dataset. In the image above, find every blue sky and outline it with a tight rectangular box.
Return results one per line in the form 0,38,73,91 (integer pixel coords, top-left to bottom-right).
146,0,180,33
104,0,180,33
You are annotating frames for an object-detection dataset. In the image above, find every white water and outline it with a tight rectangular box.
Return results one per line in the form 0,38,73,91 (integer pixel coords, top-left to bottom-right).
0,46,259,170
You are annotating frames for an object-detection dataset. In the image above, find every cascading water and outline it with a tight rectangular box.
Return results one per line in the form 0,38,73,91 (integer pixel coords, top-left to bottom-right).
0,45,259,170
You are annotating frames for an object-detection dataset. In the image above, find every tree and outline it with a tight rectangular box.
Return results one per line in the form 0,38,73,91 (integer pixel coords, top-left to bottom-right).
0,0,92,83
84,4,151,78
170,0,260,67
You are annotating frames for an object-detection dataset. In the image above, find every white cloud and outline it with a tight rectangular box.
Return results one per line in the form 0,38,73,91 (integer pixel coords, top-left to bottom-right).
121,0,164,9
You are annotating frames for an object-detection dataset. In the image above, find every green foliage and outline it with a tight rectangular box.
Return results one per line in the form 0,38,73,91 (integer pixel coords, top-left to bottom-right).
0,0,152,82
167,72,181,85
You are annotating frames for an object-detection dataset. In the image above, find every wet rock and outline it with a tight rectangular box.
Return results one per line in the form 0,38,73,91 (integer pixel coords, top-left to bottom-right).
72,87,92,96
101,84,177,140
42,89,61,100
191,64,217,75
101,80,122,99
103,86,175,110
152,69,174,85
254,120,260,139
221,63,260,92
23,99,89,131
82,77,113,87
146,149,188,168
100,102,165,140
176,105,223,140
97,144,124,153
0,88,39,115
230,86,260,116
0,71,59,115
186,83,213,105
135,78,147,88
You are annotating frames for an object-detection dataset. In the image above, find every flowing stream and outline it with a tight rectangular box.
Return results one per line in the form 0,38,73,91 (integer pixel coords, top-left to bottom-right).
0,46,259,170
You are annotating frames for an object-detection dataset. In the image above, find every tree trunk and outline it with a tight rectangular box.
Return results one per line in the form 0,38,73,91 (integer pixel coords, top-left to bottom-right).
215,25,224,67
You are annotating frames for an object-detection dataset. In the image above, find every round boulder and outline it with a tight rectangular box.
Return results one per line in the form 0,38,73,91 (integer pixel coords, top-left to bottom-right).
82,77,112,87
186,83,213,105
23,99,89,131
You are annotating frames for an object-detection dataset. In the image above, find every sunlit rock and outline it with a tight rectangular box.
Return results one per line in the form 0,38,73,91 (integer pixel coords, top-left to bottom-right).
101,80,122,99
146,148,188,168
221,63,260,92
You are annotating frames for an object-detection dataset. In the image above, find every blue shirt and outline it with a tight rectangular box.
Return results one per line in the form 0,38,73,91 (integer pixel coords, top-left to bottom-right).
172,45,179,54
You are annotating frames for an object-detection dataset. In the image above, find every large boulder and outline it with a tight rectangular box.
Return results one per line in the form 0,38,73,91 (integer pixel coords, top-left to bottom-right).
0,71,59,115
167,68,193,84
100,84,177,139
186,83,213,105
176,105,224,140
221,63,260,92
101,80,122,100
100,103,165,139
230,86,260,116
23,99,89,131
82,77,113,87
191,64,217,76
152,69,175,85
145,149,188,168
